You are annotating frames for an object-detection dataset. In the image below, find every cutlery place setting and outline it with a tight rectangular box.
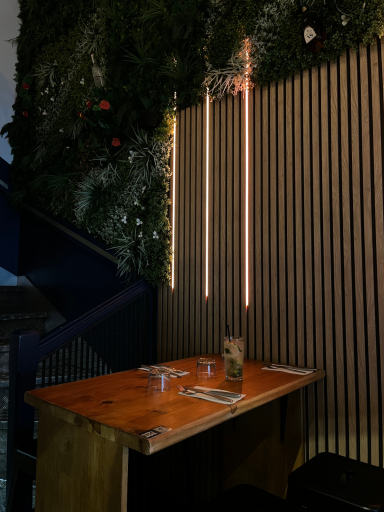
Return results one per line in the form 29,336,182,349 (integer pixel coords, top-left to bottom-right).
140,329,317,404
139,364,190,378
262,363,317,375
177,384,245,404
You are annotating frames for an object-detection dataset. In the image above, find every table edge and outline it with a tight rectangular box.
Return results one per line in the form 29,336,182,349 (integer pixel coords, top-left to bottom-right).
25,369,325,455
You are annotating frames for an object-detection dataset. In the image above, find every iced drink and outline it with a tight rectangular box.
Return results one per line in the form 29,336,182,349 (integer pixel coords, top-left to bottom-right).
223,337,244,381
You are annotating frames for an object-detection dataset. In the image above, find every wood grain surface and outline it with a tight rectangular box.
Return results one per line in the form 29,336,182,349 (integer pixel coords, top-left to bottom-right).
36,412,128,512
26,354,324,456
159,38,384,466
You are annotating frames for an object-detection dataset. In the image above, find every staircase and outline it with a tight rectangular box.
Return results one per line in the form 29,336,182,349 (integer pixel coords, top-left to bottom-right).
0,286,47,482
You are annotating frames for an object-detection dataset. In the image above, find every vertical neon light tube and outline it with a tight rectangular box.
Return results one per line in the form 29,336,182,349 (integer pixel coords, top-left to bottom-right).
172,99,176,290
245,49,249,307
206,90,209,297
245,85,249,307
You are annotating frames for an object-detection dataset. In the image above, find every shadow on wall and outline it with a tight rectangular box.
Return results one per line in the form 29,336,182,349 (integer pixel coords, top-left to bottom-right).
0,0,19,163
0,70,14,164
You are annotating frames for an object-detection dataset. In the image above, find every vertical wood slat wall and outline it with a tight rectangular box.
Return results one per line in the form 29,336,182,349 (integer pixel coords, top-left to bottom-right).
158,39,384,466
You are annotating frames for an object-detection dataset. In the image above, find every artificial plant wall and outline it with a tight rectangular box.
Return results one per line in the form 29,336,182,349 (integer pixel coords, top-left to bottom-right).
2,0,383,286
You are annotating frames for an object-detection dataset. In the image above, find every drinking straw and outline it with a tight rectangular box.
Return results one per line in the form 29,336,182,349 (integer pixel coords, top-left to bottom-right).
226,324,231,340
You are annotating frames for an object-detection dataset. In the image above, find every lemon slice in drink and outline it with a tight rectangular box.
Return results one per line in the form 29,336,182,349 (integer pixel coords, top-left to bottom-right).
224,342,240,358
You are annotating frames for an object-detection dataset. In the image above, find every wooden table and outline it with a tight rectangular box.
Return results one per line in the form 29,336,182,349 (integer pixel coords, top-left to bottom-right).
26,355,325,512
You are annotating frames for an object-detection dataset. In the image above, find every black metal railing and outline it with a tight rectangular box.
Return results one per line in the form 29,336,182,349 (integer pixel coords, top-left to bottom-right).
6,278,157,511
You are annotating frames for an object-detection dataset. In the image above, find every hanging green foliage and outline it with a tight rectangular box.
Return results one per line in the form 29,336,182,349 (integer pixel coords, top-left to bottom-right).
2,0,384,286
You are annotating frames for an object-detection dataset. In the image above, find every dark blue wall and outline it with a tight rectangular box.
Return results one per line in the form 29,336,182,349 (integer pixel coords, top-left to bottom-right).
0,157,20,276
18,207,133,321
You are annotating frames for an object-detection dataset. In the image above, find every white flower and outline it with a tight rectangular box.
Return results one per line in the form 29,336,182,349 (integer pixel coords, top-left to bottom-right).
43,110,47,115
41,92,44,96
59,128,63,133
50,97,54,101
141,206,145,210
138,231,143,238
134,200,138,205
341,14,350,25
66,147,69,149
153,231,157,236
142,186,146,193
136,218,142,226
121,215,127,224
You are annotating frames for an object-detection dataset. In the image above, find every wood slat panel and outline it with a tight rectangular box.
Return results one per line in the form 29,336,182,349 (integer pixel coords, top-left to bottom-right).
213,100,221,353
255,86,263,362
248,88,255,360
159,39,384,469
270,83,279,363
277,79,287,365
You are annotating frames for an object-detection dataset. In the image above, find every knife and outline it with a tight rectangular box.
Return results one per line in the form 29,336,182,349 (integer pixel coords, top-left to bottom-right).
266,365,307,374
152,364,185,374
271,363,316,372
185,387,241,398
182,387,235,402
141,365,182,378
196,389,242,398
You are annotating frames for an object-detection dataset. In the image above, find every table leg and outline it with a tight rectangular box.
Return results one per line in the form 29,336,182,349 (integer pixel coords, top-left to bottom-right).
35,412,128,512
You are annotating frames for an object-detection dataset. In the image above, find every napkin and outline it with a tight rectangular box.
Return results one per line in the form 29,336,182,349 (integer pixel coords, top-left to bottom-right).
178,386,245,405
262,364,316,375
138,367,190,378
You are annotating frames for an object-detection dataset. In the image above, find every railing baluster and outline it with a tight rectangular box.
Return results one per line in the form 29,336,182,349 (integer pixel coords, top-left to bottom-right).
85,331,90,379
74,337,78,381
42,359,46,388
97,323,101,377
123,306,127,371
80,336,84,380
55,351,59,385
61,347,65,384
67,340,72,383
107,317,112,374
48,355,53,387
91,328,95,378
7,330,39,505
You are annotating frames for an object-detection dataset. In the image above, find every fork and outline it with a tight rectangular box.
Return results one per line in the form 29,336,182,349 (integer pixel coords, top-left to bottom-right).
153,364,185,374
141,365,182,378
265,364,307,374
177,384,234,403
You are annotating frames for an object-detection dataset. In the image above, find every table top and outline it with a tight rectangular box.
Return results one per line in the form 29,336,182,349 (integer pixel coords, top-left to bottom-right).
25,354,325,455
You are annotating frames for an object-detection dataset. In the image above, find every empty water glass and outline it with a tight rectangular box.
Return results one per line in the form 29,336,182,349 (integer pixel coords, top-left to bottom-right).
147,368,171,392
196,358,217,379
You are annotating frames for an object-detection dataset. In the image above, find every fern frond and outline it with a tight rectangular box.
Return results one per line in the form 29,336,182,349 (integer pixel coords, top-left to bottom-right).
160,50,200,88
7,190,26,208
123,37,154,73
34,61,58,88
114,233,148,280
66,118,85,139
30,174,47,191
128,128,160,184
75,173,104,213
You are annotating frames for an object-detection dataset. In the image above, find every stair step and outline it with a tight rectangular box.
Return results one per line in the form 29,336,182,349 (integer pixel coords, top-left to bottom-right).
0,311,46,340
0,286,21,293
0,310,47,321
0,286,22,311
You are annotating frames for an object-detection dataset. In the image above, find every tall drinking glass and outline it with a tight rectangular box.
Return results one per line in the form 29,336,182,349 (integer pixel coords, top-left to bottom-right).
223,337,244,381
